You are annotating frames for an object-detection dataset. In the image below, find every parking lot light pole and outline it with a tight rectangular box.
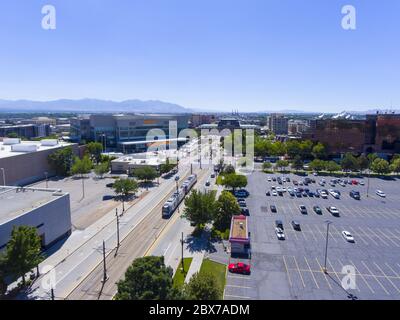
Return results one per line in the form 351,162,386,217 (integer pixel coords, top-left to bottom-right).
323,220,332,274
367,169,371,197
116,208,120,249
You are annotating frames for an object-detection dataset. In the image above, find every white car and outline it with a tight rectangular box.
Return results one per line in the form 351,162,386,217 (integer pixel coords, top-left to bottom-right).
276,187,282,192
327,206,340,215
275,227,286,240
313,172,318,176
329,190,340,199
267,178,272,182
376,190,386,198
272,190,278,196
320,191,328,199
359,181,365,186
281,187,287,192
342,231,355,243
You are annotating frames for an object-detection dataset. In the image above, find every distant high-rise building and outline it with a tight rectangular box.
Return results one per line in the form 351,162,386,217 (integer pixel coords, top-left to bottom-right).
268,114,289,135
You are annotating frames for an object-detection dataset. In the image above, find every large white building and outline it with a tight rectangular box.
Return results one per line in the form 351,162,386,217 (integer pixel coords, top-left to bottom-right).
268,114,289,135
0,138,79,186
0,187,72,250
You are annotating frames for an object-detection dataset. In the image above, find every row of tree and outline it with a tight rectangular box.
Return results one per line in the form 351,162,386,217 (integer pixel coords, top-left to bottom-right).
115,256,220,300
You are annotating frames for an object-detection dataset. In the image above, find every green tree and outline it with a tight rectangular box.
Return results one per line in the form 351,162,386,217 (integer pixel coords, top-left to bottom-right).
357,155,370,173
94,161,109,178
276,159,289,172
4,226,43,286
223,164,235,174
71,155,93,198
389,159,400,174
115,256,177,300
222,174,248,192
0,254,7,298
341,153,359,171
182,190,218,228
325,161,341,173
262,161,272,171
291,156,304,171
286,140,301,159
6,132,19,138
86,142,103,164
113,178,139,199
367,153,379,164
48,146,74,176
214,191,240,231
160,158,177,174
133,166,158,183
299,140,314,159
184,272,220,300
309,159,326,172
389,158,400,174
312,142,326,159
370,158,390,174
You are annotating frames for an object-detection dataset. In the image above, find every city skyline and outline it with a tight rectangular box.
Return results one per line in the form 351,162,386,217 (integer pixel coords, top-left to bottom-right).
0,0,399,113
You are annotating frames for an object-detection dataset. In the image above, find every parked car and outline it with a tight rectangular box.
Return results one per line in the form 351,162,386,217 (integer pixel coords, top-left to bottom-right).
266,191,271,196
376,190,386,198
291,220,301,230
275,227,286,240
210,173,216,178
241,208,250,216
350,190,361,200
327,206,340,216
270,205,277,213
272,190,278,196
313,205,322,215
299,205,308,214
342,231,355,243
234,189,249,198
228,262,251,275
205,180,211,186
359,180,365,186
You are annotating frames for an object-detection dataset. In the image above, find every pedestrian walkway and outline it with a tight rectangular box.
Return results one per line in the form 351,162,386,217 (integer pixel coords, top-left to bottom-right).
184,251,205,283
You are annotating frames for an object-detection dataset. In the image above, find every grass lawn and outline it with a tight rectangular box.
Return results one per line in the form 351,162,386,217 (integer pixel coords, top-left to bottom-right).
173,258,193,288
199,259,227,300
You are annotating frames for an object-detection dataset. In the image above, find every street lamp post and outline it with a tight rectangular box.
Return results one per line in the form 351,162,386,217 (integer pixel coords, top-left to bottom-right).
323,220,332,274
175,175,179,194
0,168,5,186
102,240,108,283
367,169,371,197
180,232,185,273
116,208,120,249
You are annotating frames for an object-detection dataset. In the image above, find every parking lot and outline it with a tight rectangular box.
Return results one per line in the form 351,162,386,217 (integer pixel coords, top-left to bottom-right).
224,171,400,300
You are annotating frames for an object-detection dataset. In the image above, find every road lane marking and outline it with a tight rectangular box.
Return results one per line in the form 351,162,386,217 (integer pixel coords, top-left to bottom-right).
361,261,389,295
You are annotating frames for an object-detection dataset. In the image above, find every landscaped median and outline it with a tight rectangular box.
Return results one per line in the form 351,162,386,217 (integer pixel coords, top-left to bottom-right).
198,259,227,300
173,258,193,288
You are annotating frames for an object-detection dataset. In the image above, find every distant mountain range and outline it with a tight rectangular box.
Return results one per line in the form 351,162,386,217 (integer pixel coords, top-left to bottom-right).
0,99,192,114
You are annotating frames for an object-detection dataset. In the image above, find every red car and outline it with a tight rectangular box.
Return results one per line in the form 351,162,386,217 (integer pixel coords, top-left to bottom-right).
351,180,358,185
228,262,251,275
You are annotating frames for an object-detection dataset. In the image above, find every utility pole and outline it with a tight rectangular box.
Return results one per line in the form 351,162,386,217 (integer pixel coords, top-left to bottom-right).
102,240,108,283
323,220,332,274
51,288,55,301
82,175,85,198
116,209,120,249
367,169,371,197
180,232,185,273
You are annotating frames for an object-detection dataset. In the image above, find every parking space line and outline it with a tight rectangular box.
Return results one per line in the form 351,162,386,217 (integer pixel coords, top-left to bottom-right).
292,256,306,288
365,227,390,247
355,227,379,246
373,228,400,247
349,259,374,293
373,262,400,294
304,257,319,288
386,263,400,278
313,224,329,242
227,275,252,280
383,228,400,243
304,225,318,242
328,258,344,288
331,224,343,238
282,256,292,287
225,284,253,290
224,294,252,299
361,261,390,295
315,257,332,290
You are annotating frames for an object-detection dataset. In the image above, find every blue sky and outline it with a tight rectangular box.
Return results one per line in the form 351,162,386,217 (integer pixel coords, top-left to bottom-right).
0,0,399,112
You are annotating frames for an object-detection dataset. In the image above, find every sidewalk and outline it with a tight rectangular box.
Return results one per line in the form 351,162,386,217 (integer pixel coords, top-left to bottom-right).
184,251,205,283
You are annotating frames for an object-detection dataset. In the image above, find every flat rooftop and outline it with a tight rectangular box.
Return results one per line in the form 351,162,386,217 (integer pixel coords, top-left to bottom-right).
0,140,73,159
0,187,67,225
229,215,249,241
